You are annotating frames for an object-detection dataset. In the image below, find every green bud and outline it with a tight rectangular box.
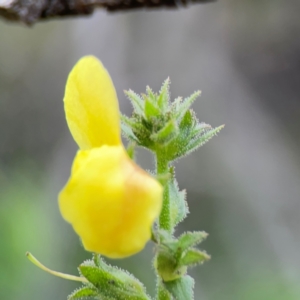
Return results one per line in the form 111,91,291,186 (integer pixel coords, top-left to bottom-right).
154,229,210,283
151,119,179,146
155,252,187,282
122,79,223,162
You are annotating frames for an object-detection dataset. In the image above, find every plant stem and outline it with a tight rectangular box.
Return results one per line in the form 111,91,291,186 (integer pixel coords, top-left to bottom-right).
156,154,171,232
157,280,171,300
155,154,172,300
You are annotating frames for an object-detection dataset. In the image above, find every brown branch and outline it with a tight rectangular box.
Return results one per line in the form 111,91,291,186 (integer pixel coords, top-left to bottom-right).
0,0,216,25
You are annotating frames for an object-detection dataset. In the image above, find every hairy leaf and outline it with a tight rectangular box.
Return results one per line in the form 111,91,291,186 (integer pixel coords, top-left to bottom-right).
178,231,208,251
144,98,160,120
68,286,98,300
164,276,194,300
177,125,224,158
175,91,201,123
79,260,149,300
169,172,189,228
121,123,139,143
157,78,170,112
179,249,210,267
151,119,178,145
125,89,144,115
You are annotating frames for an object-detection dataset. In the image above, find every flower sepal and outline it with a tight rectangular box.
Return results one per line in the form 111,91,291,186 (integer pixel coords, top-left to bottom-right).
70,254,151,300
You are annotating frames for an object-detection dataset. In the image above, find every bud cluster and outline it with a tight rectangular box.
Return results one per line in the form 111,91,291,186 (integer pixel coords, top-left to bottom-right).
121,78,223,162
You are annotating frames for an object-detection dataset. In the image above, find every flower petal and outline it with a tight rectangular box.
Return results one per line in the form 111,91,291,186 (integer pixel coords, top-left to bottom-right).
64,56,121,149
59,146,163,258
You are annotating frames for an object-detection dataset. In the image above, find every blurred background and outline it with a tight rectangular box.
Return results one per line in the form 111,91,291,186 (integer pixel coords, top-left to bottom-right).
1,0,300,299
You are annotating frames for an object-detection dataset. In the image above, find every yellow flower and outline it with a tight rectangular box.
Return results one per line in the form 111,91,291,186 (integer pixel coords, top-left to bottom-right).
59,56,163,258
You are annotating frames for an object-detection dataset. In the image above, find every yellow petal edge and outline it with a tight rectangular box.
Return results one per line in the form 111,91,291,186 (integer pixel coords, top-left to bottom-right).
59,146,163,258
64,56,121,149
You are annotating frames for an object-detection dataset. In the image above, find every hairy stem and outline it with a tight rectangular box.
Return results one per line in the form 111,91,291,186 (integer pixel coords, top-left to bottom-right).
157,280,171,300
156,154,171,232
155,154,172,300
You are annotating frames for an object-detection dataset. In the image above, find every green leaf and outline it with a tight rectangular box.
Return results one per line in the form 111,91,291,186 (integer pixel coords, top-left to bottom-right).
146,86,156,102
151,120,179,145
179,249,210,267
79,265,111,290
125,89,144,115
179,110,194,131
169,172,189,228
68,286,98,300
176,91,201,123
144,98,160,120
157,283,172,300
120,114,145,133
157,78,170,112
164,276,194,300
79,260,150,300
178,231,208,251
190,122,212,140
177,125,224,158
177,110,197,144
121,123,139,143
